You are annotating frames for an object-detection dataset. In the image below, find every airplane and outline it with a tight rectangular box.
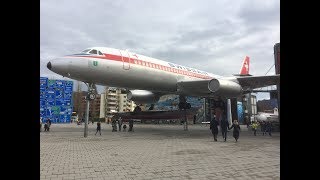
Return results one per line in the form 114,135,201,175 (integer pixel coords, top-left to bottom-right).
47,47,279,109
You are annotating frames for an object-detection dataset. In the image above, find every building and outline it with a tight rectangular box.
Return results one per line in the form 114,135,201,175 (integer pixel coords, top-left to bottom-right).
257,98,278,112
242,94,257,123
102,87,137,118
72,91,101,120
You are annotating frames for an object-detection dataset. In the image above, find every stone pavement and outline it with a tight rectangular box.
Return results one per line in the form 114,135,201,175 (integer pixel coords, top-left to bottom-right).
40,123,280,180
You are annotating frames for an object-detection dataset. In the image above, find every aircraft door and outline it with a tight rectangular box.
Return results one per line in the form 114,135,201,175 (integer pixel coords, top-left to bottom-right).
119,50,130,70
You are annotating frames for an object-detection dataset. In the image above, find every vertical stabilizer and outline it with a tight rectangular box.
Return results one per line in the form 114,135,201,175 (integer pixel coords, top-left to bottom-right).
239,56,250,75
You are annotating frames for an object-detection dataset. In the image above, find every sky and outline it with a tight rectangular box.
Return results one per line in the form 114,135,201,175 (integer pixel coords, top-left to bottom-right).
40,0,279,100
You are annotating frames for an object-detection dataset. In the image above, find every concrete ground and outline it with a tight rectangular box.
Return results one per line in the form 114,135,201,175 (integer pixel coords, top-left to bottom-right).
40,123,280,180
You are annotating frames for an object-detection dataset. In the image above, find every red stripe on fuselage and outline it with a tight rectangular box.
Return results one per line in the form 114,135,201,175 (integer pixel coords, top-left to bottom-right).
66,54,212,79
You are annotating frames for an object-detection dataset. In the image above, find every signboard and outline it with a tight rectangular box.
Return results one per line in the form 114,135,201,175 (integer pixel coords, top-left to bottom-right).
48,80,56,89
46,99,55,106
46,106,53,116
64,81,73,92
46,89,55,99
40,78,48,90
55,80,64,88
40,106,46,116
64,92,72,99
40,91,46,99
55,99,65,106
40,100,46,106
64,99,72,106
40,77,73,123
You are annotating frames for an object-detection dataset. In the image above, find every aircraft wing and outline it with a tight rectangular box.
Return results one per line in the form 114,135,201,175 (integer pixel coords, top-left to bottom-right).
236,74,280,90
176,74,280,97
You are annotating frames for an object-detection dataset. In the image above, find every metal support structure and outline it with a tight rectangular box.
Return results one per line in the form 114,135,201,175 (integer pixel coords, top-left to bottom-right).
227,99,232,126
178,95,189,131
84,98,90,137
183,109,188,131
277,84,280,123
208,99,212,121
247,93,252,122
203,98,207,122
84,83,96,138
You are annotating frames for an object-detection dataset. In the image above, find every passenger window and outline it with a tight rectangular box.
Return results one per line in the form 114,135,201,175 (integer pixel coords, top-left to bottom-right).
89,49,97,54
98,51,103,55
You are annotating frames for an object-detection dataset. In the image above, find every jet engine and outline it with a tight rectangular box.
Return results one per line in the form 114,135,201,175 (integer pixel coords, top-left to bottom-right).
127,90,160,104
208,79,242,97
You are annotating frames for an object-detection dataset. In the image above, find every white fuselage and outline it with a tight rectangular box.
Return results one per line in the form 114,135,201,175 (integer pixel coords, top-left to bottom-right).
50,47,223,95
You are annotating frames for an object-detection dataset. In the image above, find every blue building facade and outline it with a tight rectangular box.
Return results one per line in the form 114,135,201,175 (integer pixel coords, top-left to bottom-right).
40,77,73,123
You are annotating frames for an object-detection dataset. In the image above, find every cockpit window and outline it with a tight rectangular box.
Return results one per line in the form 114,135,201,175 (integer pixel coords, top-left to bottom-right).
89,49,97,54
98,51,103,55
82,49,91,53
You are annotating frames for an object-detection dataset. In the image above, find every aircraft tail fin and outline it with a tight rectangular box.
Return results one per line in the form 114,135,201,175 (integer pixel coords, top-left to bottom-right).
233,56,251,76
239,56,250,75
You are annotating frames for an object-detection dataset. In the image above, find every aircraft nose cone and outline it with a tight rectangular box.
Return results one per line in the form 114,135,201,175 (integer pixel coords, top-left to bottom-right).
47,58,70,77
47,61,52,70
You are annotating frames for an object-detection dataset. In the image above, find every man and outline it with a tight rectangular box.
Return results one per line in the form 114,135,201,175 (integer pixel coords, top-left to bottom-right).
220,114,229,142
266,121,272,136
112,118,117,132
128,119,134,132
118,117,123,132
210,116,219,141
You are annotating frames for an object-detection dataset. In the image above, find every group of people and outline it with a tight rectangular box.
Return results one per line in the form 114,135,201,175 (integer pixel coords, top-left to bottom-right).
210,115,241,142
251,120,273,136
111,117,133,132
40,118,51,132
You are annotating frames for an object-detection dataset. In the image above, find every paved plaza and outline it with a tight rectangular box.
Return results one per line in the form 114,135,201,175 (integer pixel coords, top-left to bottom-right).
40,123,280,180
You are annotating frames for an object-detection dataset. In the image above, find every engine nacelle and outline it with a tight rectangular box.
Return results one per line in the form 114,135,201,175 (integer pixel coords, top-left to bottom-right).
127,90,160,104
208,79,242,97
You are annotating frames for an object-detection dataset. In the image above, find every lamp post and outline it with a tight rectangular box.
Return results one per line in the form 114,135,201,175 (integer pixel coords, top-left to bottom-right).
84,83,96,138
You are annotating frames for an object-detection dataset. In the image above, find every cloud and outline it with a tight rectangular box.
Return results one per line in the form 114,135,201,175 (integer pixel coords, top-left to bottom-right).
41,0,279,99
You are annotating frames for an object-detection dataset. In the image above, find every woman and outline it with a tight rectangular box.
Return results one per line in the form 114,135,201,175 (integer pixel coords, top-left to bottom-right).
229,120,241,142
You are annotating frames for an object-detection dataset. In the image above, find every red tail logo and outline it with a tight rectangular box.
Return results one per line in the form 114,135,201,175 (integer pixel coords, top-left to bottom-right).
239,56,250,75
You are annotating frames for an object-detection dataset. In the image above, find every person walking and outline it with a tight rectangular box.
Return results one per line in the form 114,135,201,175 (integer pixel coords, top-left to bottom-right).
220,115,229,142
261,121,266,136
128,119,134,132
210,117,219,141
251,121,259,136
95,121,101,135
112,118,117,132
118,117,123,132
266,121,272,136
229,120,241,142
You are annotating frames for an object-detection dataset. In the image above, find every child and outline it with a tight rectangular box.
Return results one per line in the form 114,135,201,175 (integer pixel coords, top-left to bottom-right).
44,122,50,132
123,124,127,132
95,121,101,135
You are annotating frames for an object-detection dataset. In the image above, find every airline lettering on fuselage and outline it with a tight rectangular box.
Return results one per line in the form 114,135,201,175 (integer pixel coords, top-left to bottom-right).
167,62,208,75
